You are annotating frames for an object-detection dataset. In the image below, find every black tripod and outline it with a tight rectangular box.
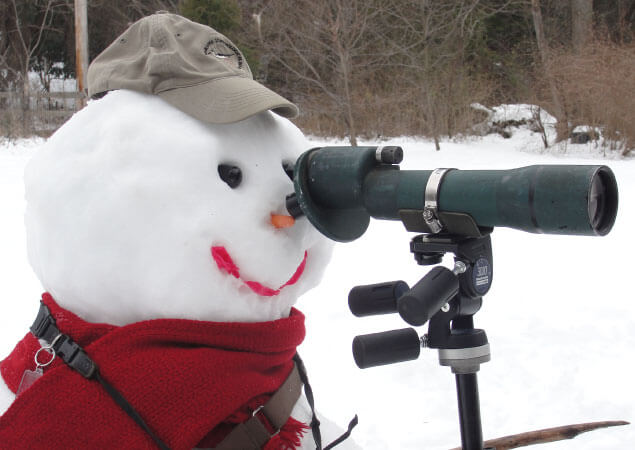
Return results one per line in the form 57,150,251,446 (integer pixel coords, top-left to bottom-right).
349,232,494,450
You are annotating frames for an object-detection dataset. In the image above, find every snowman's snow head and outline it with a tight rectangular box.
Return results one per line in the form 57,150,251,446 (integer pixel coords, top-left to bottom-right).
24,90,333,325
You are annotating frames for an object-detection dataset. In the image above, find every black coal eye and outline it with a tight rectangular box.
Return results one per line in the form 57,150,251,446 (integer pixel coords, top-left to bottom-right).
282,161,294,181
218,164,242,188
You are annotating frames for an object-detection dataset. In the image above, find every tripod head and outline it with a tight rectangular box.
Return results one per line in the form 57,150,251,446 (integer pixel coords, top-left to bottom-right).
350,231,492,374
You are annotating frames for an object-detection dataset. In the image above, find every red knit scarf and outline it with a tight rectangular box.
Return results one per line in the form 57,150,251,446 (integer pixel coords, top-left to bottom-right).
0,293,308,449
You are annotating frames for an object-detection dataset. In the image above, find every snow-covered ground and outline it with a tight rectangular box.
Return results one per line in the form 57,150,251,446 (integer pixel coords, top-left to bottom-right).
1,117,633,448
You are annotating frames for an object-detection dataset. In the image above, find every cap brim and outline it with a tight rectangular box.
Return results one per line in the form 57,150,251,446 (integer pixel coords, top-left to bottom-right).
158,76,299,124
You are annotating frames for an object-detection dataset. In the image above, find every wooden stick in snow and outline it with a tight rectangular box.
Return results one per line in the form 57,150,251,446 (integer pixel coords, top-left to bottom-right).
450,420,629,450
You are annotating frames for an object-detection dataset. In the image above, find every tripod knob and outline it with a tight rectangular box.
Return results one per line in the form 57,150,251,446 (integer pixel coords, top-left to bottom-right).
397,266,459,326
352,328,421,369
349,281,410,317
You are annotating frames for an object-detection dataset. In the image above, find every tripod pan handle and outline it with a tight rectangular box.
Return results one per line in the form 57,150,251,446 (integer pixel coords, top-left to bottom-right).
349,281,410,317
352,328,421,369
397,266,459,326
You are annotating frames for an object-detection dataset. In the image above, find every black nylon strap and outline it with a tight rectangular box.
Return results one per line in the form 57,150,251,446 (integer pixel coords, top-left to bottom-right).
293,353,323,449
324,415,359,450
293,353,358,450
30,301,171,450
95,372,170,450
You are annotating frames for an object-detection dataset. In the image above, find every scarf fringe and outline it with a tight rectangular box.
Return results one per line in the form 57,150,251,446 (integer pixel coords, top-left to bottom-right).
264,417,310,450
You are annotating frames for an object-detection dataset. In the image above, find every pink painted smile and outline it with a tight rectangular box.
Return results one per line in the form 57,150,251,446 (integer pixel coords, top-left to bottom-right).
211,246,307,297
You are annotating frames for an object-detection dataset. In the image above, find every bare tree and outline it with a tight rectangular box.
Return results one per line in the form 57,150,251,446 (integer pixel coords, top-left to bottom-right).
616,0,635,41
8,0,63,99
381,0,523,149
88,0,179,29
2,0,70,135
251,0,390,145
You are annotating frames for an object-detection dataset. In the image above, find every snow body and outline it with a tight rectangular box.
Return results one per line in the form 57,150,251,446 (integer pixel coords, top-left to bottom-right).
0,90,357,449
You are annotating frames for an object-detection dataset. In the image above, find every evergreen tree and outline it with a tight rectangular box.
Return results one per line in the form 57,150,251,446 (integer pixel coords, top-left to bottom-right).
179,0,241,34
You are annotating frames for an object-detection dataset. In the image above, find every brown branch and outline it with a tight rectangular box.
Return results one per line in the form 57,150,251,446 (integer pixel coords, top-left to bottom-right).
29,1,56,60
10,0,29,57
450,420,630,450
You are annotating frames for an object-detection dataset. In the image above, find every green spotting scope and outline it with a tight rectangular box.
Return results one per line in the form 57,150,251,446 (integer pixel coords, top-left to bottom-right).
285,146,618,242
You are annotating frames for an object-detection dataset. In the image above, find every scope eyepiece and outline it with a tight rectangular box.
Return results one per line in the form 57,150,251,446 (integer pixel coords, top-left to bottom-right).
285,193,304,219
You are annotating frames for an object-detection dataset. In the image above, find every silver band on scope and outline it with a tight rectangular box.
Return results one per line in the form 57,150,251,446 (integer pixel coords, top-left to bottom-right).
423,168,455,234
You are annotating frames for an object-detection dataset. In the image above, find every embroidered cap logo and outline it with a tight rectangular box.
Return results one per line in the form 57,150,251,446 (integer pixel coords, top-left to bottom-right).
204,38,243,70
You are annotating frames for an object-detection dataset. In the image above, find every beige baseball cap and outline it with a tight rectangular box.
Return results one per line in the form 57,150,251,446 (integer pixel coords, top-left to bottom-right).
87,12,298,124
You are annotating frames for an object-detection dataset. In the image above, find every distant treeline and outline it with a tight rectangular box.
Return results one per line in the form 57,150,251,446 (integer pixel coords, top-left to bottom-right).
1,0,633,151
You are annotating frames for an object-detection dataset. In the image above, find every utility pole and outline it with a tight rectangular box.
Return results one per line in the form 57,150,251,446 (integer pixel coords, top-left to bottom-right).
571,0,593,52
530,0,568,142
74,0,88,108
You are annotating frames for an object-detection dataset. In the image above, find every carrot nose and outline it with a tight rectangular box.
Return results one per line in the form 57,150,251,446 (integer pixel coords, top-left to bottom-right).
271,214,295,229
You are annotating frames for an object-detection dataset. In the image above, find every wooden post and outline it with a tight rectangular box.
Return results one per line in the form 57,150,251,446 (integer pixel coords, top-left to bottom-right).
74,0,88,108
571,0,593,52
530,0,569,143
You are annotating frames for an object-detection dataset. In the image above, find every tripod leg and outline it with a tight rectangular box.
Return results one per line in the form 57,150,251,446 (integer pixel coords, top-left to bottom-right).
456,373,484,450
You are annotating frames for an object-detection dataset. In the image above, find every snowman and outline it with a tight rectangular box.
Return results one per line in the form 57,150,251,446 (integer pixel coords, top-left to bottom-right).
0,13,358,450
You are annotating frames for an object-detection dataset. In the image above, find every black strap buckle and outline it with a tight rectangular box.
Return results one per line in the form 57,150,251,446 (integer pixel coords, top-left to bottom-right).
30,302,58,343
55,335,97,378
29,302,98,379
